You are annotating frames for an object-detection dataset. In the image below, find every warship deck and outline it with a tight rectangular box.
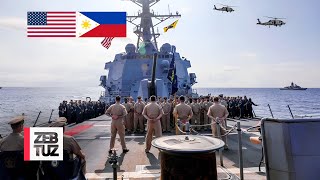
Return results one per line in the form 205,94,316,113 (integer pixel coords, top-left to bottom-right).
65,115,266,180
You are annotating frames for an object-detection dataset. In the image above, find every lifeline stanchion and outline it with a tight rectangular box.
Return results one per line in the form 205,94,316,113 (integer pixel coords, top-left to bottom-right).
237,122,244,180
33,111,42,127
267,104,274,118
287,105,294,119
48,109,54,123
216,118,224,167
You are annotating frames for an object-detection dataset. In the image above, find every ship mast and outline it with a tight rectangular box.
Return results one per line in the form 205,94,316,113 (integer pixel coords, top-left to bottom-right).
126,0,181,53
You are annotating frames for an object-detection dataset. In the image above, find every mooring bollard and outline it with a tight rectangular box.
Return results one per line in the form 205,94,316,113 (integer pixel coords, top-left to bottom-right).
237,122,244,180
216,119,224,167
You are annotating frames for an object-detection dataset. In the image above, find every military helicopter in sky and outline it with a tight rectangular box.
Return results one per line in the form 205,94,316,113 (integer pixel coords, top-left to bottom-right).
257,17,286,27
213,4,235,13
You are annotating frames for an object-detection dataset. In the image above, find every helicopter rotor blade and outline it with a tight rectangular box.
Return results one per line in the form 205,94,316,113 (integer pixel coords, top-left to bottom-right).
264,16,286,19
218,3,228,6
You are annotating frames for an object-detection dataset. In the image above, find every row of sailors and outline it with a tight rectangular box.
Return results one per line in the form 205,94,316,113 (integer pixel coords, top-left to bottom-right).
58,100,106,124
119,95,257,133
0,95,234,178
106,95,230,154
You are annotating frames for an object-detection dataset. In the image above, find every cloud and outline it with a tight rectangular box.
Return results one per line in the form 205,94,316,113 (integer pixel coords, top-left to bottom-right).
180,7,192,15
223,66,240,72
240,52,257,60
0,17,25,31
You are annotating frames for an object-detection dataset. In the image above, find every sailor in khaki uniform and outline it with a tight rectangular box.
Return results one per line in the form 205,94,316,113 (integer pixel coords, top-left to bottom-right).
122,98,134,133
0,116,24,152
199,97,205,130
191,98,201,130
204,96,213,130
106,96,129,154
207,97,229,150
128,97,135,131
134,96,145,133
161,97,172,132
142,95,163,153
173,96,193,134
49,117,86,174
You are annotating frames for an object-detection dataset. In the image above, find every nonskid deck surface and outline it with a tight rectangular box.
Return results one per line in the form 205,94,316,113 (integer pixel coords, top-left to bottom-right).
65,115,266,180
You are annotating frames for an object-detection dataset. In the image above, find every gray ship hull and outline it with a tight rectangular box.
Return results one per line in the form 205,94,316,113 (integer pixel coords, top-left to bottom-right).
280,88,307,90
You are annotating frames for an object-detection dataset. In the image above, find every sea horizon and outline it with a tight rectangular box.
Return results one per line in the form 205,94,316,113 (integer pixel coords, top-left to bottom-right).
1,86,319,89
1,87,319,135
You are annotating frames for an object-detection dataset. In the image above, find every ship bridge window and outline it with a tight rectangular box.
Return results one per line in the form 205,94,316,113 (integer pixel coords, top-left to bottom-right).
165,55,169,58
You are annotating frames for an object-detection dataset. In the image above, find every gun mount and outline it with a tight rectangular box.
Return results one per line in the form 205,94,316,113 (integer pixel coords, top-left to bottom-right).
148,53,157,97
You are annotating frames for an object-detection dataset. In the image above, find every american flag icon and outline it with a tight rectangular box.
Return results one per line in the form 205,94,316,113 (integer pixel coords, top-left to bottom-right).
27,12,76,37
101,37,114,49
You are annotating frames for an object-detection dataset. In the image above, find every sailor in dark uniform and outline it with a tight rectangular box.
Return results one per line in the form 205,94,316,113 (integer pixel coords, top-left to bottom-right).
247,98,258,118
66,103,74,124
0,116,24,151
58,103,64,117
75,103,83,124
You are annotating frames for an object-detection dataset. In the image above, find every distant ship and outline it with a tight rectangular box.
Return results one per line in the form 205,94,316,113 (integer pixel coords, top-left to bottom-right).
0,87,2,89
280,82,307,90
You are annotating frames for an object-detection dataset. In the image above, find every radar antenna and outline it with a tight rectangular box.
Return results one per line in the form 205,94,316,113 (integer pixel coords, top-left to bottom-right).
126,0,181,53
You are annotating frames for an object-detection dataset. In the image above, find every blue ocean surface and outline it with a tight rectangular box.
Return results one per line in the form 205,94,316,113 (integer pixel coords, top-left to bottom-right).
1,87,320,135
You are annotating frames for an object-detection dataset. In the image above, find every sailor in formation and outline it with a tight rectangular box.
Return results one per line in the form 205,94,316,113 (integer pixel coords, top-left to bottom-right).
105,96,129,154
58,100,106,124
128,97,135,131
190,98,201,131
142,95,164,153
122,97,134,133
203,96,213,131
199,97,205,130
161,97,172,133
173,96,193,134
0,116,24,152
134,96,145,133
207,96,230,150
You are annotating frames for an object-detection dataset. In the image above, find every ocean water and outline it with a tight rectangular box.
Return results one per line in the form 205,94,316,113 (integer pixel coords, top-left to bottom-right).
1,87,320,135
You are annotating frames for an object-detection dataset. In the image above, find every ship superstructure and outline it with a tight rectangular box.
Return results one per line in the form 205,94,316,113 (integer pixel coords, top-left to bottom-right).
280,82,307,90
99,0,197,103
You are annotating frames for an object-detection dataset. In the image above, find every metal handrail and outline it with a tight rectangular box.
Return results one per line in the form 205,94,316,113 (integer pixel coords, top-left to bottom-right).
32,111,42,127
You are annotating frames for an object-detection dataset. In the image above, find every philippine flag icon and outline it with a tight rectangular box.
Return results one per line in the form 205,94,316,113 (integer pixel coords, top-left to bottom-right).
77,12,127,37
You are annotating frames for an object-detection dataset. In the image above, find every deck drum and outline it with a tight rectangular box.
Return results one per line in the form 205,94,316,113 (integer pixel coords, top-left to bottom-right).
152,135,224,180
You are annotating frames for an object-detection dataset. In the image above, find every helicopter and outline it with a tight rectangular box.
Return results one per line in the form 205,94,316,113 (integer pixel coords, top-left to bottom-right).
213,4,235,13
257,17,286,27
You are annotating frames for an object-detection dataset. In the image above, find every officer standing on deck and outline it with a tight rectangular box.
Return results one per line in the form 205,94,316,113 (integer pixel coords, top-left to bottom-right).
207,97,229,150
191,98,201,131
105,96,129,154
161,97,172,133
122,98,133,133
142,95,163,153
203,96,213,131
173,96,193,134
0,116,24,151
134,96,145,133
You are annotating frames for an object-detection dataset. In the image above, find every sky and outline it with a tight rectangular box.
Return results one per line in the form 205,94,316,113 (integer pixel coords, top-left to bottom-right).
0,0,319,88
